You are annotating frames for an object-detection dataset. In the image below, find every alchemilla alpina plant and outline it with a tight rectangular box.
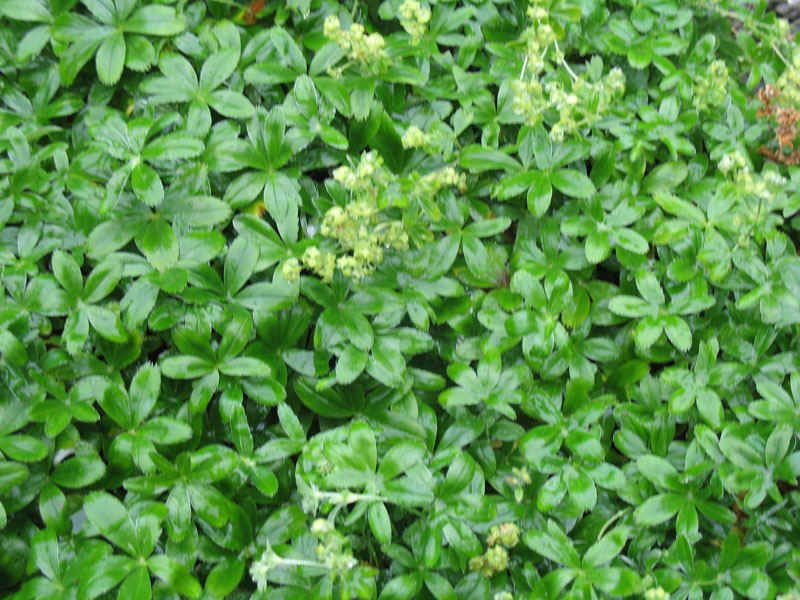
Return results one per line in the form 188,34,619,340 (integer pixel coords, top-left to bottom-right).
2,0,800,598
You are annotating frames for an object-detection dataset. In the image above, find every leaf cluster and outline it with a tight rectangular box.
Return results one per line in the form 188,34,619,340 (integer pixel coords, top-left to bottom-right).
1,0,800,599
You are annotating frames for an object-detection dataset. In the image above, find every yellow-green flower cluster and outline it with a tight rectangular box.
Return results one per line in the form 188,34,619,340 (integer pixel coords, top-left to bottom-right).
332,150,390,195
718,151,786,248
522,4,557,76
718,151,748,174
469,545,509,577
398,0,430,45
510,79,546,124
311,519,358,576
511,2,625,141
300,152,410,283
401,125,429,149
494,593,514,600
281,257,301,282
778,590,800,600
487,522,521,548
719,151,786,205
323,14,388,74
297,153,467,283
512,68,625,141
420,166,468,194
249,544,280,591
645,587,670,600
693,59,729,111
301,246,338,283
469,521,520,577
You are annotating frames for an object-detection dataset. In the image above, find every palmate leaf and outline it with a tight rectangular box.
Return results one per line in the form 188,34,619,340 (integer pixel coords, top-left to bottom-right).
53,1,184,85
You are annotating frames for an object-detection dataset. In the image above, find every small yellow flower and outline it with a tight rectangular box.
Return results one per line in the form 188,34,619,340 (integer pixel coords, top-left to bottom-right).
281,258,301,282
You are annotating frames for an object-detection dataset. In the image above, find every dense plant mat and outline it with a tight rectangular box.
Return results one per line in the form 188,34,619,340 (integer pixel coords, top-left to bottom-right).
2,0,800,598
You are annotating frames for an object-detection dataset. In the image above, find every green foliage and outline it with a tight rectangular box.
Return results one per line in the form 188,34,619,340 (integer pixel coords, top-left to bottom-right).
1,0,800,599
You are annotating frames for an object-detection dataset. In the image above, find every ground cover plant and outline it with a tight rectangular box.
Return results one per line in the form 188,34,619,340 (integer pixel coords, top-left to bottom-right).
2,0,800,598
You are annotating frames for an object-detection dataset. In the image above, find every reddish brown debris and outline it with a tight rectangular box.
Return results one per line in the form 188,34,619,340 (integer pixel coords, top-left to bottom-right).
242,0,265,24
757,85,800,165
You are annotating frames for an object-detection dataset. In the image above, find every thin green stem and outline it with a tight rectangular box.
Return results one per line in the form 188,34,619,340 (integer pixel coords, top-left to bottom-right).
554,39,579,81
597,507,632,540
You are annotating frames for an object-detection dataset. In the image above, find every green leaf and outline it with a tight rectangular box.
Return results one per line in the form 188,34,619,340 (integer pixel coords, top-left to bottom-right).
294,378,356,418
224,237,258,295
117,567,150,600
524,527,580,568
207,90,255,119
336,344,368,384
585,231,610,264
582,526,629,569
146,555,201,598
219,357,271,377
30,529,60,581
57,28,106,86
51,453,106,488
263,172,299,244
368,337,405,388
0,435,47,462
124,5,185,35
95,31,125,85
199,49,238,94
587,567,641,596
664,315,692,351
160,356,216,379
608,296,653,318
551,169,596,199
637,456,683,492
51,250,83,300
142,134,204,161
423,572,456,600
84,491,138,555
138,417,192,445
613,228,649,254
634,270,664,305
0,461,28,491
635,315,663,349
641,161,688,194
379,574,422,600
527,171,553,216
0,330,28,366
85,304,127,344
369,502,392,544
342,309,374,351
187,483,229,526
462,233,491,279
378,441,426,480
205,558,245,600
463,217,511,238
140,220,179,272
131,163,164,207
634,493,686,525
653,191,706,225
459,145,521,172
129,364,160,424
124,35,155,72
26,275,73,316
565,430,603,462
77,555,135,600
0,0,53,21
696,389,722,429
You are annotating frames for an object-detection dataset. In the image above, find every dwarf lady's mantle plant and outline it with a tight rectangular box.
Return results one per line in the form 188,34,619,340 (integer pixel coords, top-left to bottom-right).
2,0,800,599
